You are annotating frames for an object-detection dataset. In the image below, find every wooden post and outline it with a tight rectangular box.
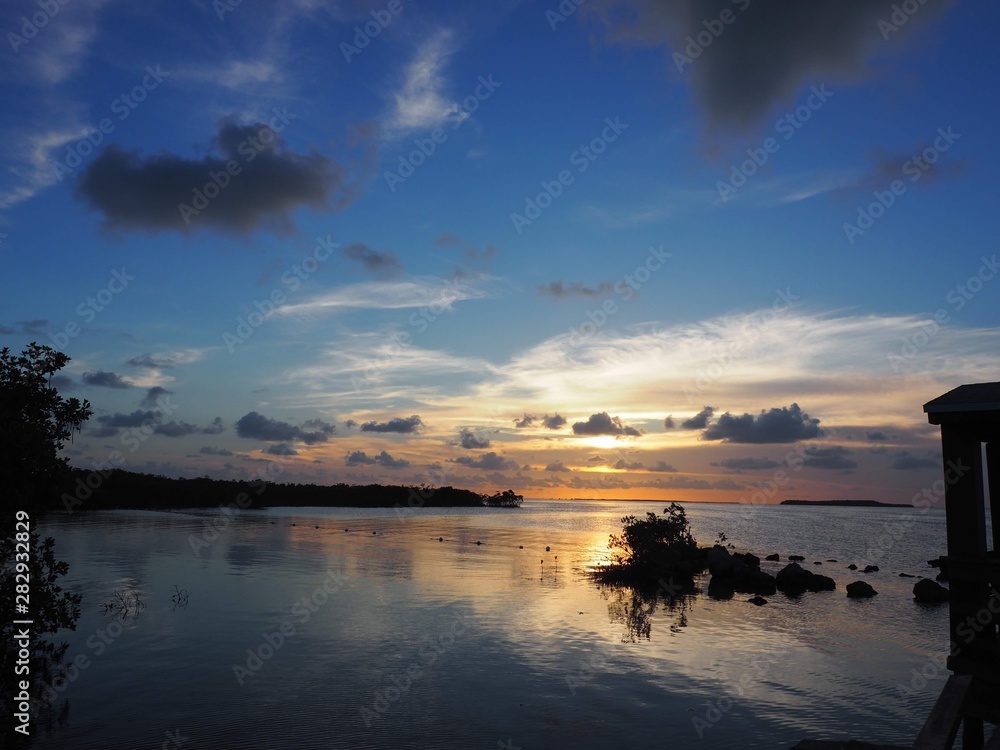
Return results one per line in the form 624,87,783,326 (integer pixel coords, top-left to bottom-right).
987,442,999,553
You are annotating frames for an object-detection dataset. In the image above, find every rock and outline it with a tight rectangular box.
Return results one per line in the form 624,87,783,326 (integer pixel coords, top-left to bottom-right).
827,559,838,563
863,565,879,574
707,545,736,576
789,555,805,562
913,578,949,603
847,563,858,570
748,596,768,606
733,552,761,568
776,563,812,594
898,572,915,578
936,570,949,582
807,574,836,592
846,581,878,598
813,561,823,565
765,553,780,562
708,575,735,600
741,569,777,596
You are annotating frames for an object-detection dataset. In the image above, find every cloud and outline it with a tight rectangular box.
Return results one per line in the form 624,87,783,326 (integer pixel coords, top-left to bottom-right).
710,457,780,471
572,412,644,438
513,414,535,428
451,452,519,471
154,421,200,438
92,409,158,434
345,450,410,469
360,415,424,434
865,430,888,442
802,446,857,470
0,319,49,335
82,370,133,389
235,411,335,444
76,118,370,234
539,280,615,300
344,419,358,428
457,427,490,450
663,415,675,429
514,412,567,430
127,350,205,369
583,0,955,129
140,386,173,407
681,406,715,430
202,417,225,435
890,451,938,471
612,458,644,470
265,443,299,456
384,29,462,136
199,446,234,456
342,243,404,277
649,460,678,473
50,375,76,391
275,276,487,317
702,404,821,444
545,461,571,472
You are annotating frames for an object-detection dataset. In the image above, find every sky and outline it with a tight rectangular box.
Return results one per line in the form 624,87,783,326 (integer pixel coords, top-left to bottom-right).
1,0,998,504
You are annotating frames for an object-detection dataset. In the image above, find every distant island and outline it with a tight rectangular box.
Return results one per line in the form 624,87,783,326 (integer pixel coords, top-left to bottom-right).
780,499,913,508
52,468,522,511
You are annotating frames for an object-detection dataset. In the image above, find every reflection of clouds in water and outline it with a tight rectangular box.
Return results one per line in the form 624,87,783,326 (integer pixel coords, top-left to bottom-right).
600,585,691,643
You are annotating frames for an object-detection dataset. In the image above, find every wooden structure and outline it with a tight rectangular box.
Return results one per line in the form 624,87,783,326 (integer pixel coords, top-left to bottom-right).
920,381,1000,748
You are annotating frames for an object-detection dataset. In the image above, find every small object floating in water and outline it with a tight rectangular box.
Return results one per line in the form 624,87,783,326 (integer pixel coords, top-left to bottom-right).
476,541,482,546
345,528,349,532
748,596,768,606
372,531,377,535
315,525,319,529
439,537,443,542
269,521,275,525
545,546,551,552
292,523,296,527
518,545,524,549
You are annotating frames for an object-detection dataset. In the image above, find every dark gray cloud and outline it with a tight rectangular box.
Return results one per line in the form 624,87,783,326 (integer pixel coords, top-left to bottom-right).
0,319,49,335
543,413,567,430
890,451,938,471
140,386,173,407
451,451,519,471
82,370,133,389
539,280,614,300
681,406,715,430
202,417,225,435
154,421,199,438
572,412,644,438
545,461,571,472
513,414,535,428
360,415,423,434
200,446,234,456
127,353,191,369
92,409,158,436
345,450,410,469
50,375,76,391
457,427,490,450
265,443,299,456
76,117,371,234
702,404,821,444
613,458,644,470
342,243,404,277
865,430,888,442
710,457,780,471
584,0,954,129
344,419,358,428
663,415,675,429
235,411,335,444
802,446,857,470
649,460,678,473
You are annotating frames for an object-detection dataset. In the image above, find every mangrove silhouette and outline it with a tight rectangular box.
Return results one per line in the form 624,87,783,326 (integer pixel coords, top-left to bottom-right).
780,499,914,507
52,467,523,511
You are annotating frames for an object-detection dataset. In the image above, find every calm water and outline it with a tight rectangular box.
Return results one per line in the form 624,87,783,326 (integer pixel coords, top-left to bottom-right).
27,500,959,749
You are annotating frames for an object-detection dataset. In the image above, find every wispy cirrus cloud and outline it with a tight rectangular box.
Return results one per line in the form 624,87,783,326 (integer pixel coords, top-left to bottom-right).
274,276,489,317
383,29,463,137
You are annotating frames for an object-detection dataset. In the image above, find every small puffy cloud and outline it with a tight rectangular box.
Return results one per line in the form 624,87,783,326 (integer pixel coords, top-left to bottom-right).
572,412,644,438
342,243,404,277
613,458,644,470
681,406,715,430
702,404,821,444
457,427,490,450
265,443,299,456
649,460,678,473
344,419,358,428
140,386,173,407
236,411,335,444
710,457,781,471
663,415,675,429
513,414,534,428
802,446,857,470
360,415,424,434
890,451,938,471
345,450,410,469
202,417,225,435
545,461,571,472
543,413,567,430
95,410,158,429
451,452,519,471
587,455,606,463
539,280,614,300
50,375,76,391
82,370,133,389
76,118,370,234
199,446,233,456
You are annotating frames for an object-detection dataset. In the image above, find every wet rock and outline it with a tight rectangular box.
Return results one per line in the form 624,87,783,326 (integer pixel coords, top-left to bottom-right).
765,553,780,562
813,561,823,565
847,563,858,570
807,574,836,592
708,575,735,600
913,578,949,604
898,572,915,578
707,545,736,576
733,552,760,568
846,581,878,598
748,596,768,606
776,563,812,594
741,569,777,596
863,565,879,574
789,555,805,562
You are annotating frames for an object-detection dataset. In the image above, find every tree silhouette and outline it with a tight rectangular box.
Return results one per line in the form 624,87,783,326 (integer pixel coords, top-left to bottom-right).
1,344,90,742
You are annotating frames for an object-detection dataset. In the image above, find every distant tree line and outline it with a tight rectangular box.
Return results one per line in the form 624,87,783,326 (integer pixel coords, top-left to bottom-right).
49,468,523,510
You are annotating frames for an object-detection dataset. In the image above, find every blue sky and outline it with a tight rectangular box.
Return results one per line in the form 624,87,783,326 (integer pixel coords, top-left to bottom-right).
1,0,997,503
